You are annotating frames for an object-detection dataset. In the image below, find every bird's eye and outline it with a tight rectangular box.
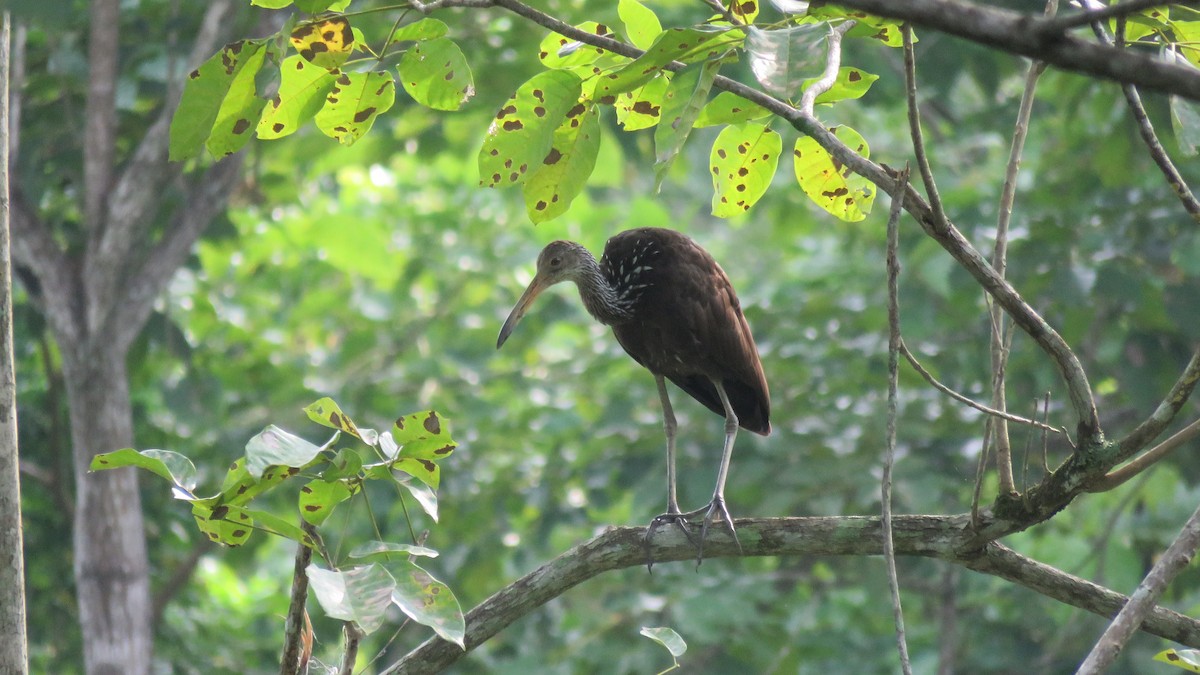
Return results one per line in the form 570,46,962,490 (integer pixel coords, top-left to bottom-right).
550,257,561,267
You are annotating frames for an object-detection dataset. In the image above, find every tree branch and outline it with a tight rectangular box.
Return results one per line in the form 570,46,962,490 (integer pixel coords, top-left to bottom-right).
9,191,79,346
83,0,119,241
1114,346,1200,464
1091,418,1200,492
1036,0,1177,36
828,0,1200,103
382,517,1200,674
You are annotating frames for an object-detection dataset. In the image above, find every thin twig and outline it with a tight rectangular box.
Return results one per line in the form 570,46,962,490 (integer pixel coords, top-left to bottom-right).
1116,347,1200,465
799,21,855,117
901,23,947,228
1037,0,1176,36
971,419,994,529
1089,418,1200,492
884,167,914,675
1076,497,1200,672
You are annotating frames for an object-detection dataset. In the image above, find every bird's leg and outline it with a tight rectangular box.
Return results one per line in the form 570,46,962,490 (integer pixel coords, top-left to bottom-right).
644,375,696,570
692,380,744,566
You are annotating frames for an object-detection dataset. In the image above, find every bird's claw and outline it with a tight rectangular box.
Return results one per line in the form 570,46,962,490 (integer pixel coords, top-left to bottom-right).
643,511,696,572
694,496,742,567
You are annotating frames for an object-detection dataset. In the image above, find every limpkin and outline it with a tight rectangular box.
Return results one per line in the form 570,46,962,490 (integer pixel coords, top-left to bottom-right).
496,227,770,564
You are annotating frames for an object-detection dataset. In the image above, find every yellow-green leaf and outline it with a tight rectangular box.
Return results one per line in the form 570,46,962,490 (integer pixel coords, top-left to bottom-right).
710,123,781,217
695,90,770,127
206,42,269,158
804,66,879,105
654,59,720,188
615,74,668,130
727,0,759,25
1157,649,1200,672
479,70,583,188
793,125,875,222
193,503,254,547
299,478,354,525
525,104,601,222
618,0,663,50
594,27,742,100
170,39,267,161
290,16,356,69
257,55,337,140
314,71,396,145
392,17,449,43
398,38,474,111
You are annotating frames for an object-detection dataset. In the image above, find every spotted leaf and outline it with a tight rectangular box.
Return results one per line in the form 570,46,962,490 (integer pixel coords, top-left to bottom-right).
538,22,620,69
615,74,668,130
245,424,326,479
398,38,474,111
618,0,663,50
89,448,198,493
654,59,720,189
809,4,905,47
524,104,601,223
695,91,770,128
193,503,254,547
793,125,875,222
710,123,780,217
243,507,319,546
594,26,742,100
804,66,879,106
1156,649,1200,672
304,397,379,445
314,70,395,145
290,15,355,69
298,478,354,525
257,55,337,139
170,39,268,161
479,70,583,188
727,0,759,25
308,564,396,635
210,457,297,508
391,17,449,43
390,561,465,648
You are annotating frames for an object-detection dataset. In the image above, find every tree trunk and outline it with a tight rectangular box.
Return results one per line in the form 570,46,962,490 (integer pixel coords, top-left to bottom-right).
62,345,149,675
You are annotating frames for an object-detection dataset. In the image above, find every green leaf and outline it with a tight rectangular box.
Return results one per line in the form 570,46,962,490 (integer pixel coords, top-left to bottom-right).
244,424,325,479
393,457,441,490
321,448,363,481
594,26,742,100
1157,649,1200,672
695,91,770,127
727,0,760,25
210,458,297,508
257,55,338,140
295,0,338,11
243,507,320,546
290,16,355,68
304,397,377,445
298,478,354,525
524,104,602,223
809,4,905,46
250,0,294,8
392,18,449,43
710,123,781,217
392,410,453,446
398,38,475,111
349,540,440,560
793,125,875,222
89,448,198,492
478,69,583,188
205,41,269,158
654,59,720,188
314,70,396,145
618,0,663,50
805,67,879,105
398,476,440,521
170,39,267,161
390,561,465,648
537,22,622,70
308,564,396,634
615,75,668,130
1171,94,1200,156
641,626,687,658
193,503,254,546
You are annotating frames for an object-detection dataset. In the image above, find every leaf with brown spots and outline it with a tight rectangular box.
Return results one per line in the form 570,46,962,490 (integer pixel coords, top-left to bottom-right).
257,55,338,140
392,561,465,648
298,478,354,526
594,26,742,100
304,397,378,444
89,448,199,494
809,4,906,47
695,90,770,127
192,502,253,547
170,39,269,161
727,0,759,24
710,122,781,217
793,125,875,222
803,66,879,106
391,17,449,43
1156,649,1200,672
314,70,395,145
654,59,720,189
479,70,582,188
615,74,668,131
524,104,601,223
290,16,356,69
398,38,474,111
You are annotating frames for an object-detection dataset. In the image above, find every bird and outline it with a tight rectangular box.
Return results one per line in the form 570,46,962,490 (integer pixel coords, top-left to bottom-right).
496,227,770,565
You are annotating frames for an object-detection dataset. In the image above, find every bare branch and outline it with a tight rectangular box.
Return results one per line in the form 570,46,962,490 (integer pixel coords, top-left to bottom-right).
1090,418,1200,492
901,23,947,228
83,0,119,239
829,0,1200,102
1115,346,1200,463
9,192,79,346
1077,498,1200,672
1037,0,1177,36
799,21,855,117
381,518,1200,674
279,524,315,675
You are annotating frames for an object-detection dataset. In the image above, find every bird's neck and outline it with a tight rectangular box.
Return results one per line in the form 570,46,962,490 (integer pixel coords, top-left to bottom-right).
574,255,633,326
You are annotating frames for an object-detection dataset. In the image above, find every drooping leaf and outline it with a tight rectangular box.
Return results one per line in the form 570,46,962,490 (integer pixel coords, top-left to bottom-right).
615,74,669,130
793,125,875,222
805,66,879,105
308,564,396,634
593,27,742,100
695,91,771,128
257,55,338,139
398,475,440,521
710,123,781,217
641,626,688,658
478,69,583,188
390,561,465,648
244,424,326,479
1172,94,1200,156
618,0,663,50
170,39,267,161
524,104,602,223
654,59,720,188
314,70,396,145
89,448,199,492
391,18,449,43
304,397,377,445
349,540,440,560
290,15,355,69
392,457,441,490
398,38,475,111
298,478,354,525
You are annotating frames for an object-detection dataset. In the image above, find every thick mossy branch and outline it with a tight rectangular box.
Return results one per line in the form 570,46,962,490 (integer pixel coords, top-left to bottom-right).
383,517,1200,674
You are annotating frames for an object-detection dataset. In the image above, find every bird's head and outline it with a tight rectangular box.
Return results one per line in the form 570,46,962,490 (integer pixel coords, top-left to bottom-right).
496,240,591,349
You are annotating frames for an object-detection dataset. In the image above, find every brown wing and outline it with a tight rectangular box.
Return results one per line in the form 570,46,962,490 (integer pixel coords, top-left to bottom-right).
608,229,770,435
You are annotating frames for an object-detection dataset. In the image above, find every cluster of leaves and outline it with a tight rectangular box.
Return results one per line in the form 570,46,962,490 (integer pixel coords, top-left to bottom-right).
1120,4,1200,155
89,397,465,648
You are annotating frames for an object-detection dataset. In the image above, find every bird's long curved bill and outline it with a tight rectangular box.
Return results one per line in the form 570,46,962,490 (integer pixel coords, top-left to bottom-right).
496,277,547,349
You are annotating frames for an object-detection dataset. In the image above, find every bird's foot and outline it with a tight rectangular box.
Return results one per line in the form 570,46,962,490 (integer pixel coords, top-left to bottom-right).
643,510,697,573
690,496,743,568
